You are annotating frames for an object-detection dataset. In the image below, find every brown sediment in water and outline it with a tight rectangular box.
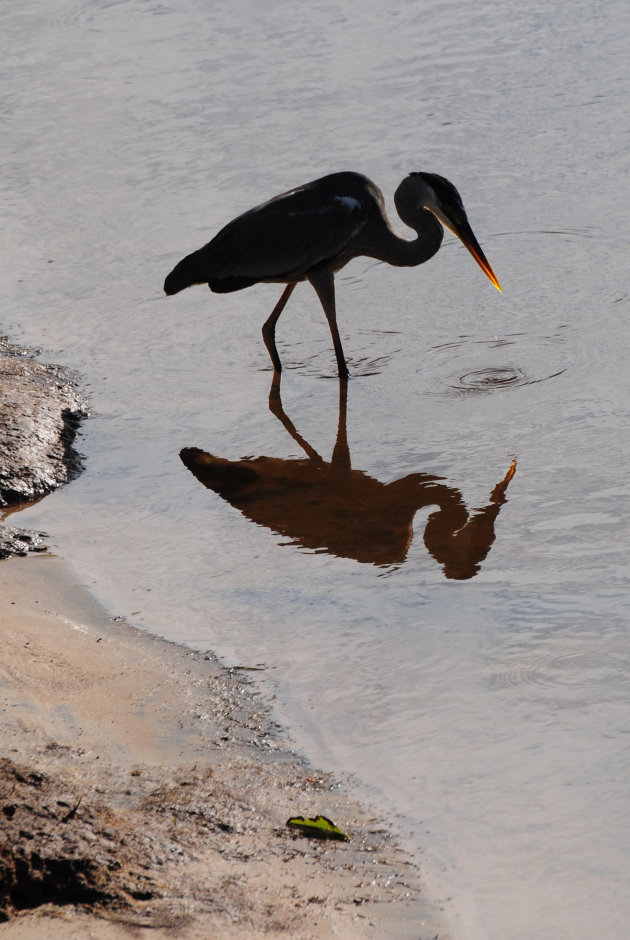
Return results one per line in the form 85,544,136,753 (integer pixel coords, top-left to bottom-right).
0,554,447,939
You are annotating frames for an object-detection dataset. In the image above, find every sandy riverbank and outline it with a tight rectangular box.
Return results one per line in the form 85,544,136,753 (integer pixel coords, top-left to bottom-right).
0,552,447,938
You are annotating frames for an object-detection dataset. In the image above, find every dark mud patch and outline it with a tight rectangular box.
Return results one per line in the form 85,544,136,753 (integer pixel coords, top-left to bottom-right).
0,757,156,925
0,746,439,938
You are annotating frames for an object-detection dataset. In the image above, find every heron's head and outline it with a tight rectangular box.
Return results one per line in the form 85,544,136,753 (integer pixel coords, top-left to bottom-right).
409,172,501,291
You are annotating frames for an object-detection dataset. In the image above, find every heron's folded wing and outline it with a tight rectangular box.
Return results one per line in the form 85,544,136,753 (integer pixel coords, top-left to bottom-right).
196,179,370,282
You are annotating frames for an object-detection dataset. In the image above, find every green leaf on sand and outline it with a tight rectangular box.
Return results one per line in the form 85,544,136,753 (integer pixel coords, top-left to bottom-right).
286,814,349,841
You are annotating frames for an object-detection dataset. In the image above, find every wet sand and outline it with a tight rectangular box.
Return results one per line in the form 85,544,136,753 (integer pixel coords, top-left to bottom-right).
0,553,447,939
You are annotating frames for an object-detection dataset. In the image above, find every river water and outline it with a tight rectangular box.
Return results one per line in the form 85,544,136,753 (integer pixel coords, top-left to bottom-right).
3,1,630,937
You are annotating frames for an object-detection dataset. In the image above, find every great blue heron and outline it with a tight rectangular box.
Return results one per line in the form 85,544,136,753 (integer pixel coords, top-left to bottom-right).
164,171,501,379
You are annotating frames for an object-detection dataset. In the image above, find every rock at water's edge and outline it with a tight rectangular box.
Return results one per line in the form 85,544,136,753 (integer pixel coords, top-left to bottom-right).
0,336,87,557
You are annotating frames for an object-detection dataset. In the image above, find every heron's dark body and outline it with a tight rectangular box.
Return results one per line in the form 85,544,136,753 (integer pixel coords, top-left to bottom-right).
163,172,442,297
163,170,499,378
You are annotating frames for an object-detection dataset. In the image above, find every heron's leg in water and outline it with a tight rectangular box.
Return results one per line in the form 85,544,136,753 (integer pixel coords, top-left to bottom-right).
307,268,350,380
262,283,296,373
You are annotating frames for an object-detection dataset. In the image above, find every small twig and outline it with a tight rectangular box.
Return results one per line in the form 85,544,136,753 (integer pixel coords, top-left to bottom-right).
61,795,83,823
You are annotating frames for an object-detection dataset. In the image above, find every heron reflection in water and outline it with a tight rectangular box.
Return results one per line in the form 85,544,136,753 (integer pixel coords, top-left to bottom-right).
180,379,516,579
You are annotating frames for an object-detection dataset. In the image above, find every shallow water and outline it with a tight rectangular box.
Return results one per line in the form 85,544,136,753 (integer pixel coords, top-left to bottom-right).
3,1,630,937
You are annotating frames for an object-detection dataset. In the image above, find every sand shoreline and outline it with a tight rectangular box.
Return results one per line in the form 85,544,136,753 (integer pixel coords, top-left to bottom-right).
0,551,447,938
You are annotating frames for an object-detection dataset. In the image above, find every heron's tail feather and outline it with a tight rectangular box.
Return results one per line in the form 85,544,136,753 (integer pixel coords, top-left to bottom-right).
164,247,258,295
163,251,205,295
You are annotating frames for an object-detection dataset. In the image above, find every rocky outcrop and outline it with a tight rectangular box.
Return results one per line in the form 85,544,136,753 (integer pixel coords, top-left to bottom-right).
0,336,87,557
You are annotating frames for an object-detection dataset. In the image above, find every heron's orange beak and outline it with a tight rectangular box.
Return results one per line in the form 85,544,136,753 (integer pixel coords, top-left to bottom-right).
456,219,502,292
467,242,502,292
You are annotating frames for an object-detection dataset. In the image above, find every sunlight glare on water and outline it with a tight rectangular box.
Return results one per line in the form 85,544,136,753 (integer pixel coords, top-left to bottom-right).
2,1,630,937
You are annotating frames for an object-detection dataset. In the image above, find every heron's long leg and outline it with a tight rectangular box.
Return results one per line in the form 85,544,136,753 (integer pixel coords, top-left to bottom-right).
262,283,296,373
307,268,349,380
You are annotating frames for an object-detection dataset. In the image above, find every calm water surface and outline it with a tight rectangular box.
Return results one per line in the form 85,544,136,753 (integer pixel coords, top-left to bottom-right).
3,2,630,937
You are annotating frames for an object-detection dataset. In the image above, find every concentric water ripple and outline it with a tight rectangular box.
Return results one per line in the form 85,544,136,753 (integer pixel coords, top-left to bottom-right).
487,637,630,703
453,364,533,392
429,331,571,396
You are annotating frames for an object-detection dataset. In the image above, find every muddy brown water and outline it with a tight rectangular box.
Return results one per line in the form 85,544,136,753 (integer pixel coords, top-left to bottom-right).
3,1,630,937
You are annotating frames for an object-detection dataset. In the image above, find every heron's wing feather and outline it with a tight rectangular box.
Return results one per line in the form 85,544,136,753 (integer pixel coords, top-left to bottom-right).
196,181,370,282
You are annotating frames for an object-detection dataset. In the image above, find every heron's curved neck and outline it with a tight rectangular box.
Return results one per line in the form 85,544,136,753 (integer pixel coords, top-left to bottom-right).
357,181,444,269
373,208,444,268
